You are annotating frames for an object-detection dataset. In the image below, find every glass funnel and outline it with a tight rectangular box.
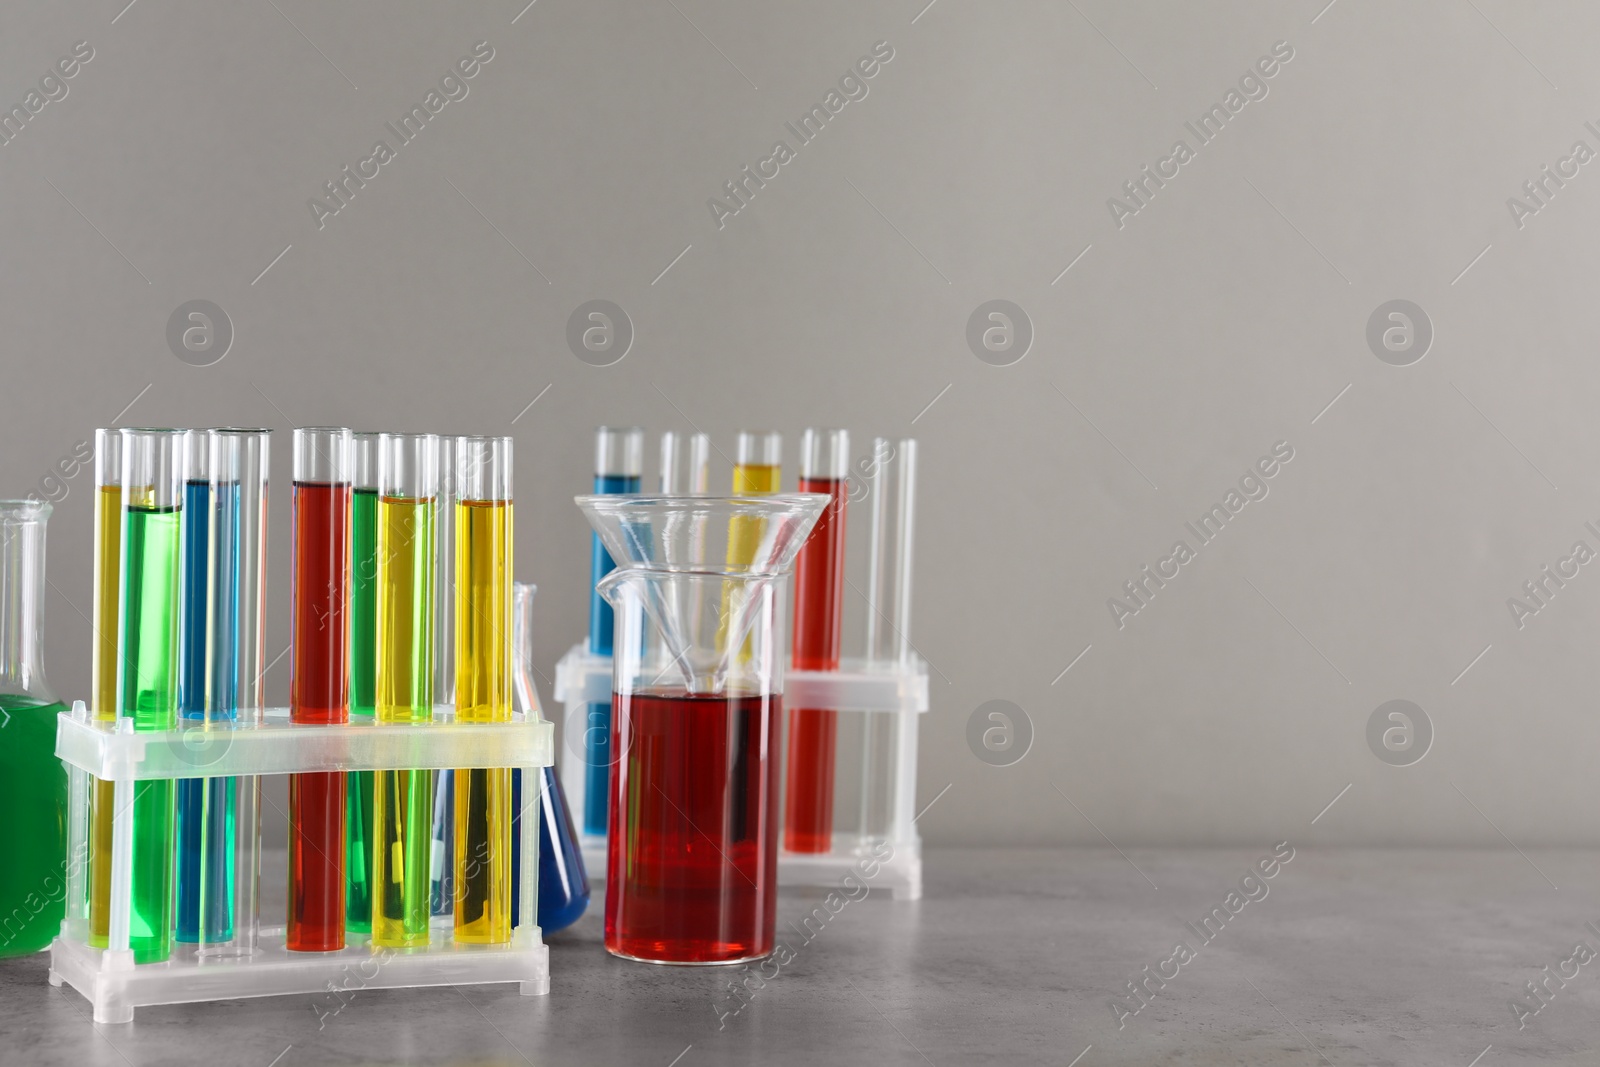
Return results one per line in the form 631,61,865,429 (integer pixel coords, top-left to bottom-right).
577,493,826,965
0,499,67,957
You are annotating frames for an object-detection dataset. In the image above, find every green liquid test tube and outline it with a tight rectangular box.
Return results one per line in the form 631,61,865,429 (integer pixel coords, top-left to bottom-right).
346,433,379,935
118,428,185,964
372,433,438,949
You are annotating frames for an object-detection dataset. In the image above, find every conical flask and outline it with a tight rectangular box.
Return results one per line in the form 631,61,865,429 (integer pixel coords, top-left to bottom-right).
577,492,826,964
0,499,68,957
507,582,589,934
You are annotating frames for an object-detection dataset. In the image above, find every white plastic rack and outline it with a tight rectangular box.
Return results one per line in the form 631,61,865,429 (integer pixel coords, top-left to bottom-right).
49,701,553,1024
557,434,928,901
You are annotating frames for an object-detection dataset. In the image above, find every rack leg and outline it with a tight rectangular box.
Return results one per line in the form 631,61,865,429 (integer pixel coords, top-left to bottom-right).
893,860,923,902
519,940,550,996
93,977,135,1025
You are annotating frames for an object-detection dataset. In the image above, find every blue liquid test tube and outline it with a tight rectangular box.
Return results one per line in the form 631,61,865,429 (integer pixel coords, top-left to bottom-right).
176,430,217,944
176,430,256,947
583,427,642,836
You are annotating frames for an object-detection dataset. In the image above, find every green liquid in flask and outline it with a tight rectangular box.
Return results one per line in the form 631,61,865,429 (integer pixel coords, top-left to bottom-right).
0,695,69,957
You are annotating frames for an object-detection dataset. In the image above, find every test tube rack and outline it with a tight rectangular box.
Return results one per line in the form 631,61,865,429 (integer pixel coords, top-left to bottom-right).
49,701,552,1024
556,435,927,901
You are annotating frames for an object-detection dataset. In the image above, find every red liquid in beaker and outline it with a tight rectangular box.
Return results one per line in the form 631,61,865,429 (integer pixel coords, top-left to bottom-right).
605,689,780,964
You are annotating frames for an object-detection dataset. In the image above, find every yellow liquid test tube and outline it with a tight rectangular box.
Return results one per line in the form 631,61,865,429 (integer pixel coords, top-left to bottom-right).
372,433,438,949
452,437,513,945
719,432,781,658
730,430,782,554
88,430,121,947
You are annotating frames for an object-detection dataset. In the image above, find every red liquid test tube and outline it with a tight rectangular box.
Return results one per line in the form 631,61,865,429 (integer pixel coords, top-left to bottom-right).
784,429,849,854
288,427,353,952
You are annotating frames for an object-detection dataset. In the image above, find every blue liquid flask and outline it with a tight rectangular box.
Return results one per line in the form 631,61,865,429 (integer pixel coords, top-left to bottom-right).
511,582,588,931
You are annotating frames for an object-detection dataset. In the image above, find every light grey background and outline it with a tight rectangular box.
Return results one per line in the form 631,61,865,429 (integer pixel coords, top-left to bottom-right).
3,0,1594,848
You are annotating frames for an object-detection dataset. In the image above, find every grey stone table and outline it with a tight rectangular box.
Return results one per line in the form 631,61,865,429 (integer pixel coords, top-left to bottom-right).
2,847,1598,1065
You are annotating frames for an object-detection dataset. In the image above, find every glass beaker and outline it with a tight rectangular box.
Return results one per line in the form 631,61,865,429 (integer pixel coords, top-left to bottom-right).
0,499,67,958
578,493,826,965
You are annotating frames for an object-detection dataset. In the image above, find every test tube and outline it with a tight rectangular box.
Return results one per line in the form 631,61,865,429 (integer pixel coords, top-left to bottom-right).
179,430,262,951
892,440,917,666
858,438,894,849
176,430,212,944
862,438,892,662
689,434,710,494
87,429,121,948
221,428,269,956
684,433,712,636
346,432,379,936
658,431,712,495
719,432,781,661
727,432,782,583
117,428,186,964
454,436,513,944
658,432,679,494
784,429,849,854
657,432,712,638
732,431,781,496
372,432,438,948
434,437,458,710
582,427,642,837
287,427,352,952
888,439,920,848
430,437,457,917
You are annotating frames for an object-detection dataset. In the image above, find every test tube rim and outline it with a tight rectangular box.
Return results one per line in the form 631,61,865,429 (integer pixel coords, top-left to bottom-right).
352,432,381,491
734,430,782,467
95,428,123,487
120,427,187,508
594,426,645,478
292,427,354,484
377,432,441,498
455,435,513,503
658,431,681,495
688,433,712,495
182,428,214,480
799,428,850,480
0,499,52,518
